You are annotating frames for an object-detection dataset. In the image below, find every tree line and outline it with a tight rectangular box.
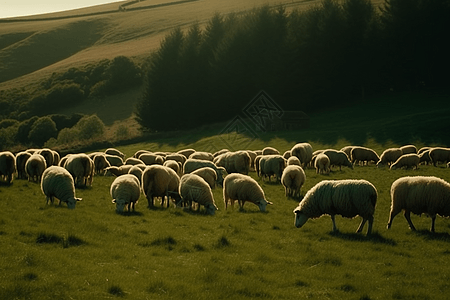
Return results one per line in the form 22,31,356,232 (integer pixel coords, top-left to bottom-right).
136,0,450,132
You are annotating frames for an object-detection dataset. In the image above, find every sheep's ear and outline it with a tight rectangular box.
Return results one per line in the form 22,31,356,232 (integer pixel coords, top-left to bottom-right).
76,198,82,202
112,199,116,204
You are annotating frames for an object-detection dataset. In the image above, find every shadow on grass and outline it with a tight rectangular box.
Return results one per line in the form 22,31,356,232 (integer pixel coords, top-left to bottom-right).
116,210,144,217
414,230,450,242
36,232,86,248
329,231,397,246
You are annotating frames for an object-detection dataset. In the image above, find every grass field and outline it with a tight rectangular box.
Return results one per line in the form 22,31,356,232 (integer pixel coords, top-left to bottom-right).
1,135,450,299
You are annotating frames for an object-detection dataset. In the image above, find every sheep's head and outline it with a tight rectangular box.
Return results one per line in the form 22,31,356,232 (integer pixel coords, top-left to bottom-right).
256,199,273,212
205,203,218,215
67,197,82,209
293,208,308,228
112,199,127,212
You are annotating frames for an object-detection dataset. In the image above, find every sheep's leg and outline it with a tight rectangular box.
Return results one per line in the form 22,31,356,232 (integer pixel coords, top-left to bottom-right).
404,210,416,231
331,215,338,232
387,206,401,229
367,216,374,235
430,215,436,232
356,218,367,233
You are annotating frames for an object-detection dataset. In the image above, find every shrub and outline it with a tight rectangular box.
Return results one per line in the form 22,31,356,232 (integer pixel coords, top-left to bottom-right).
16,116,38,145
56,127,78,145
74,114,105,140
28,116,58,147
0,119,19,129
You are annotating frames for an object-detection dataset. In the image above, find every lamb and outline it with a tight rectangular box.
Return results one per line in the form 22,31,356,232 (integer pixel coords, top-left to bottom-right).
281,165,306,198
287,156,301,166
322,149,353,171
0,151,16,184
93,154,111,175
26,153,47,183
223,173,272,211
110,174,141,212
141,165,181,207
290,143,313,168
314,153,330,174
15,151,31,180
429,147,450,166
390,154,420,170
183,158,227,186
189,151,214,161
105,148,125,159
400,144,417,155
191,167,217,189
179,174,218,215
387,176,450,232
376,148,402,168
262,147,280,156
214,150,250,175
41,166,82,209
293,179,378,235
139,153,164,165
64,153,94,187
350,146,379,166
259,155,286,182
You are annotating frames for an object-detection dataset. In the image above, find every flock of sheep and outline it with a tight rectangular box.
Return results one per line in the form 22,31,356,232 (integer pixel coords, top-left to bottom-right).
1,142,450,236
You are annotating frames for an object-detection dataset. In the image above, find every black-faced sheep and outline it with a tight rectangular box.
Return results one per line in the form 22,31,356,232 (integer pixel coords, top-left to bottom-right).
258,155,286,182
388,176,450,232
291,143,313,168
281,165,306,198
350,146,379,166
179,174,218,215
390,154,420,170
110,174,141,212
223,173,272,211
0,151,16,184
293,179,377,235
26,153,47,183
376,148,402,168
141,165,181,207
41,166,82,209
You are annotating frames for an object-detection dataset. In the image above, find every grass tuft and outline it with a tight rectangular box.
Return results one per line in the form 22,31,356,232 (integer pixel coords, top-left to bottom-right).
108,285,125,297
215,236,230,248
36,232,62,244
23,272,38,281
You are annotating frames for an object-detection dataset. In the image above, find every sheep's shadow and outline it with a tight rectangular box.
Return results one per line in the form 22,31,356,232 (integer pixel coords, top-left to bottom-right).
116,211,144,217
0,181,13,187
413,230,450,242
329,230,397,246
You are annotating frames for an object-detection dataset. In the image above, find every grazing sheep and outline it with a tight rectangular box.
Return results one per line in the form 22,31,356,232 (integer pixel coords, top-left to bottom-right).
191,167,217,189
419,150,432,165
429,147,450,166
262,146,280,156
390,154,420,170
105,154,124,167
125,157,145,166
281,165,306,198
105,165,133,176
254,150,263,156
36,148,54,167
293,180,378,235
418,147,431,155
387,176,450,232
128,165,144,184
105,148,125,159
189,151,214,161
141,165,181,207
400,144,417,155
291,143,313,168
0,151,16,184
314,153,330,174
223,173,272,211
183,158,227,186
283,150,291,160
41,166,82,209
139,153,164,165
376,148,402,168
165,153,187,165
134,150,151,158
26,153,47,183
177,148,196,158
214,151,250,175
93,154,111,175
179,174,218,215
322,149,353,171
246,150,258,171
350,146,379,166
163,160,182,176
110,174,141,212
340,146,355,159
259,155,286,182
51,150,60,166
287,156,301,166
64,153,94,187
15,151,31,180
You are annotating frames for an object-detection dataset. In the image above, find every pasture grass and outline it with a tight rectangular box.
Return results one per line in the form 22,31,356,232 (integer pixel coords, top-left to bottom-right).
1,141,450,299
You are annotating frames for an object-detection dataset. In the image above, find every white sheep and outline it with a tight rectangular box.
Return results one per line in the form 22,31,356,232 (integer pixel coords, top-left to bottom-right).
376,148,403,168
93,154,111,175
390,154,420,170
125,157,145,165
134,149,151,158
165,153,187,165
177,148,196,158
41,166,82,209
214,150,250,175
105,148,125,159
281,165,306,198
139,153,164,165
179,174,218,215
0,151,16,184
293,179,378,235
128,165,144,184
287,156,301,166
262,146,280,156
183,158,227,186
105,165,133,176
163,160,182,176
141,165,181,207
419,150,432,165
110,174,141,212
429,147,450,166
36,148,54,167
191,167,217,189
283,150,291,160
223,173,272,211
387,176,450,232
189,151,214,161
64,153,94,187
314,153,330,174
246,150,258,171
258,155,286,182
322,149,353,171
105,154,124,167
400,144,417,155
340,146,355,159
26,153,47,183
291,143,313,168
15,151,31,180
213,149,230,158
350,146,379,166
